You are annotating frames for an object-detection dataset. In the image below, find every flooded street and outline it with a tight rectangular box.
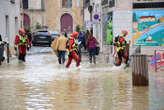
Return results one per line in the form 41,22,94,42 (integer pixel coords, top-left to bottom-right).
0,53,164,110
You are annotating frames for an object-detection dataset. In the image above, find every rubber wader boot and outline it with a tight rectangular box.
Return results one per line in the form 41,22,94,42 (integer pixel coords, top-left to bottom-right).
93,56,96,64
89,57,92,64
62,59,65,64
58,59,61,64
22,54,26,62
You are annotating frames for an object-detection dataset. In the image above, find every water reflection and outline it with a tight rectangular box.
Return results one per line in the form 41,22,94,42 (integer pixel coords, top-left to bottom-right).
132,87,149,110
0,54,164,110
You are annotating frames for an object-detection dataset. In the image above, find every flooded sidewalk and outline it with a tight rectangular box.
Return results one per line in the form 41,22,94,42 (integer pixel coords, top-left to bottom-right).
0,53,164,110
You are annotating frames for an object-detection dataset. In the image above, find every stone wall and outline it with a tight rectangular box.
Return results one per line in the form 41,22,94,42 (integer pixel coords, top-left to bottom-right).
45,0,83,32
24,10,45,30
23,0,45,30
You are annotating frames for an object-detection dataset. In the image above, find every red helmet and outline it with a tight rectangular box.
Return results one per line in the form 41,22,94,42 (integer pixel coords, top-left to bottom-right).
119,37,125,42
73,32,78,36
70,34,73,38
72,32,79,38
19,29,25,35
121,30,128,36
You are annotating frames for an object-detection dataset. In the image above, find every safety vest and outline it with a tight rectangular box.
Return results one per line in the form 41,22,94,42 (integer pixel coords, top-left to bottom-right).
17,34,28,46
67,37,77,51
0,41,5,45
72,39,78,51
66,37,78,56
116,37,126,52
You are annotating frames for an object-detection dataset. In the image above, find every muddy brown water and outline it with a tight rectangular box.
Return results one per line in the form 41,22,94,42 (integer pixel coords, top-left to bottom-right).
0,53,164,110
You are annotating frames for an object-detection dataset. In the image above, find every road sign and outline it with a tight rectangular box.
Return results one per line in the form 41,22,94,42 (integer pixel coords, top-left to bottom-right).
93,14,99,20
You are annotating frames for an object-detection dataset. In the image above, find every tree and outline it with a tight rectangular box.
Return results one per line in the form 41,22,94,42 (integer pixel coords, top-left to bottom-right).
25,24,31,32
35,22,42,30
75,25,81,33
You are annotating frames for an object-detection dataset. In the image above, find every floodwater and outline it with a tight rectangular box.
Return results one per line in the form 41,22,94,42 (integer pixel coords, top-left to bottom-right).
0,53,164,110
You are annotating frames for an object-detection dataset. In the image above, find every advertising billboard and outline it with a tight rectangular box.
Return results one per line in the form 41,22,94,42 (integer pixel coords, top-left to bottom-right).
133,10,164,46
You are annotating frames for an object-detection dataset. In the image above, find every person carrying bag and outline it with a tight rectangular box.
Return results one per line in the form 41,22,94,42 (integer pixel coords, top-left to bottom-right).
86,32,99,64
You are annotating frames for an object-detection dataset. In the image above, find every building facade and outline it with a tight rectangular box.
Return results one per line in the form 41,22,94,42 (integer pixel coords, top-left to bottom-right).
83,0,91,31
88,0,164,63
45,0,83,33
91,0,103,51
0,0,21,47
23,0,46,30
133,0,164,47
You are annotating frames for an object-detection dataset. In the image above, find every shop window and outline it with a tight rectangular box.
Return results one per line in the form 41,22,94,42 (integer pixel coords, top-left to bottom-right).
102,12,113,45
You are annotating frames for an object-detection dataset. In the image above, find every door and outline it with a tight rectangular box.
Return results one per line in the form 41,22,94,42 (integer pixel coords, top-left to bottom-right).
23,14,30,29
61,13,73,33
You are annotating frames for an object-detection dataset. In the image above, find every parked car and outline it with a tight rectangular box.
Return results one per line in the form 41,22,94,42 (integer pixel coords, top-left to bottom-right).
49,30,60,41
32,31,52,46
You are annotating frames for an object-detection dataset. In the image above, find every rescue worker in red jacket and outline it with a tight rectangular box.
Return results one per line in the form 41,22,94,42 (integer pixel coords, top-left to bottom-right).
14,29,30,62
66,32,79,68
114,30,129,66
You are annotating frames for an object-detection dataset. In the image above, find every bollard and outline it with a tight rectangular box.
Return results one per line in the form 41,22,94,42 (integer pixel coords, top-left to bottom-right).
7,43,10,63
0,44,4,65
132,54,149,86
125,44,130,61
